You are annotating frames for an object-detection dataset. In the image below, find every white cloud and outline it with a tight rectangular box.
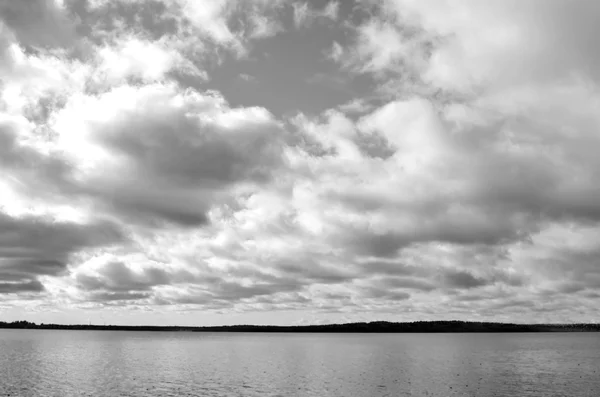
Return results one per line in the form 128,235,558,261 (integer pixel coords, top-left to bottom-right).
327,41,343,62
174,0,288,57
239,73,256,83
378,0,600,93
293,1,339,29
293,3,311,28
94,36,206,84
248,13,283,39
0,44,89,116
178,0,237,45
337,98,374,115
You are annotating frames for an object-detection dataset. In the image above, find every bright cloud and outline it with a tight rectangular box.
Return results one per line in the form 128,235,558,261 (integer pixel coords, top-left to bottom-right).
1,0,600,325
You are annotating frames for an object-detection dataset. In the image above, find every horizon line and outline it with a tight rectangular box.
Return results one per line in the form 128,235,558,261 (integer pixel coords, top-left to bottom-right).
2,319,600,332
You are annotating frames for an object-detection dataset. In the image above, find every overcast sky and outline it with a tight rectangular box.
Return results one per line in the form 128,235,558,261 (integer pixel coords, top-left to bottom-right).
1,0,600,326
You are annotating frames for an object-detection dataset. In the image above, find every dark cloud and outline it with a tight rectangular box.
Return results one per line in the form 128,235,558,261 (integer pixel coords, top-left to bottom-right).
275,260,355,284
374,276,436,292
537,245,600,292
89,291,152,302
1,259,65,278
0,279,45,294
354,130,396,159
0,122,74,199
483,299,536,312
442,270,489,290
75,259,321,305
328,190,535,260
150,279,306,307
343,225,521,259
93,186,212,228
338,231,405,258
76,261,192,293
360,286,411,301
210,280,302,301
0,211,126,292
0,23,13,68
462,122,600,226
490,270,526,288
97,107,281,186
252,292,312,305
353,258,522,297
165,292,215,306
65,87,286,228
556,282,587,295
355,260,423,277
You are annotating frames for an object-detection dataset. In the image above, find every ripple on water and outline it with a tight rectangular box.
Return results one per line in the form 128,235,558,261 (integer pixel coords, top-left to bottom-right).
0,331,599,397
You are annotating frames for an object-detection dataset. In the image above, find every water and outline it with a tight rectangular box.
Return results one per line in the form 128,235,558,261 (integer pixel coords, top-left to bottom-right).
0,330,598,396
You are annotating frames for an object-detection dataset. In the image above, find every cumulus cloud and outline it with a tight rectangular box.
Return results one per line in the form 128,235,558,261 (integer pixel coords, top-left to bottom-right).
49,83,285,227
1,0,600,324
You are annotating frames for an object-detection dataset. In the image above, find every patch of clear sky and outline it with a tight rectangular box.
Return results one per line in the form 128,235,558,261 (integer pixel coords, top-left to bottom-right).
203,0,377,117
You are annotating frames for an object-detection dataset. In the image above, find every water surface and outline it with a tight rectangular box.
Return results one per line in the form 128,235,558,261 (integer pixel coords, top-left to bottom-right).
0,330,598,396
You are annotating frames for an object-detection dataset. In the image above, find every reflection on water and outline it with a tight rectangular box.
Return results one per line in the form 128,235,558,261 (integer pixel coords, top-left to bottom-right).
0,330,598,396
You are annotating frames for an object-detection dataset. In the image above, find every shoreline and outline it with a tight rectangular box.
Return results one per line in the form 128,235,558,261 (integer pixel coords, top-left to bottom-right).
2,320,599,333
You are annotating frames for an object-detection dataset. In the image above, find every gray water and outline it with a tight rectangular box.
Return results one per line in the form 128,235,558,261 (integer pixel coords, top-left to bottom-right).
0,330,598,396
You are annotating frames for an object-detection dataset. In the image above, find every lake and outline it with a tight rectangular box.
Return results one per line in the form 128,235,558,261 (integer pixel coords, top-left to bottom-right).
0,330,598,396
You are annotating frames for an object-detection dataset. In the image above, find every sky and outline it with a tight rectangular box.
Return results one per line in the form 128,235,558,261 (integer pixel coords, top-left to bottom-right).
1,0,600,326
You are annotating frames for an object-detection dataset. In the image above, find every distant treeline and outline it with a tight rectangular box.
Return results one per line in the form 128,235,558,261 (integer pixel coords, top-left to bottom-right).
1,320,599,333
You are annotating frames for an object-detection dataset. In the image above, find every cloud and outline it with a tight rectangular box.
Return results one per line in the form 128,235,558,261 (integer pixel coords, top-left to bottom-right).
293,1,339,29
336,98,376,116
238,73,256,83
442,270,489,290
48,83,285,227
287,99,535,256
386,0,600,92
327,41,343,63
247,12,283,39
1,0,600,324
88,291,152,302
0,115,82,211
170,0,289,57
92,36,206,85
66,0,182,43
72,259,203,304
0,280,45,294
0,211,125,294
338,0,600,97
